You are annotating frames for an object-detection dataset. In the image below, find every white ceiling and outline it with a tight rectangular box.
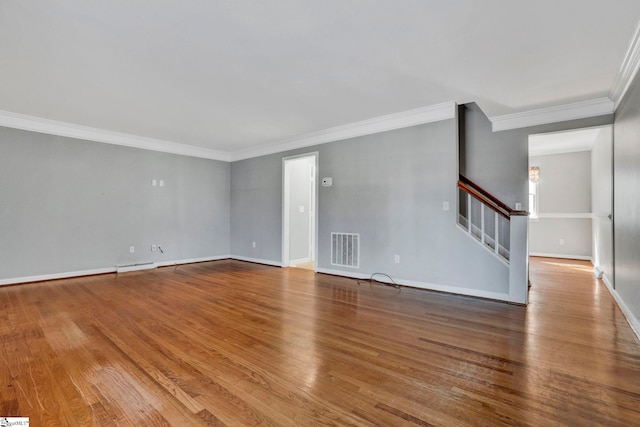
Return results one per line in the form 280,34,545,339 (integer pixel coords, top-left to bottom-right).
1,1,640,159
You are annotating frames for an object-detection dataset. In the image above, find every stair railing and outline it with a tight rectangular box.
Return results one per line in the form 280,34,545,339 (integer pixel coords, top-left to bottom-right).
457,175,528,263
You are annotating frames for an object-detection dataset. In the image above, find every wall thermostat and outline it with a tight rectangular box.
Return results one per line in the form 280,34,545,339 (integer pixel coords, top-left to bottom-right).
321,177,333,187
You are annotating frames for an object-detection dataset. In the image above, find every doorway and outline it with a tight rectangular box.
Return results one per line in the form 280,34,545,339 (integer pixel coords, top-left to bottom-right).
283,153,317,270
527,125,613,286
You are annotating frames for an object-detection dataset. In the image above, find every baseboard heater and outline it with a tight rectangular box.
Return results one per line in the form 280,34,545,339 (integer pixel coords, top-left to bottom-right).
116,262,157,273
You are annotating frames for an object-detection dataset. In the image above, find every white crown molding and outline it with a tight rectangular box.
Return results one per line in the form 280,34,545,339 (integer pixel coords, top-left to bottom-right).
0,103,455,163
490,98,614,132
229,101,456,161
610,17,640,110
0,110,231,161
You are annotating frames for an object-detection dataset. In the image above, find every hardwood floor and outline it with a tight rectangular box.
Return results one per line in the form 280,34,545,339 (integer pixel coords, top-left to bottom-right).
1,258,639,426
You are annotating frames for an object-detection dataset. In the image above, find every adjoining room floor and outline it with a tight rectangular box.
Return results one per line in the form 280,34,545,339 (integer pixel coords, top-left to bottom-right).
290,260,315,271
0,258,638,425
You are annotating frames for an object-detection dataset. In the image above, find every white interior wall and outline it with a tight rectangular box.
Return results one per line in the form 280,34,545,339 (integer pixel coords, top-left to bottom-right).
591,126,614,283
286,156,315,264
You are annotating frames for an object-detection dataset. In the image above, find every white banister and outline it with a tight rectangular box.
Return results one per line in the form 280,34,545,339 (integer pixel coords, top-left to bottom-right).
494,212,499,256
456,179,529,305
480,204,485,245
467,193,472,233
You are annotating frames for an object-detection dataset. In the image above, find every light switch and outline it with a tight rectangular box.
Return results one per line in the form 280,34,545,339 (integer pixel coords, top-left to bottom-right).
299,205,305,213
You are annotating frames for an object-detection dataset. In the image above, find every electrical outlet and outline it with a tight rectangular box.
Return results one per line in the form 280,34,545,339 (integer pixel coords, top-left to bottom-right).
152,179,157,186
129,246,135,253
515,202,522,210
159,179,164,187
252,241,256,248
394,254,400,264
443,201,450,211
559,239,565,245
151,244,157,252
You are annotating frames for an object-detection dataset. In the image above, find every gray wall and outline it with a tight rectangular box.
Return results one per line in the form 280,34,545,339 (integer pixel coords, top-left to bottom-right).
591,126,613,281
613,74,640,329
462,102,613,212
0,127,230,280
529,151,592,257
231,119,511,295
230,154,283,262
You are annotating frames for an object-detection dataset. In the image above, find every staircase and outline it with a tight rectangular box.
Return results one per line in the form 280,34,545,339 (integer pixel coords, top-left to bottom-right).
457,175,527,264
456,174,529,304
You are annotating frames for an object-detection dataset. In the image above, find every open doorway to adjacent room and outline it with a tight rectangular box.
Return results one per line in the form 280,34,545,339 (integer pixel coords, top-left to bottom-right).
282,153,318,271
527,125,613,287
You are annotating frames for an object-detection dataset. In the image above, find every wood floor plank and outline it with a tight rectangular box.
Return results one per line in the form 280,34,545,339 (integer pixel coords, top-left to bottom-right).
0,257,639,425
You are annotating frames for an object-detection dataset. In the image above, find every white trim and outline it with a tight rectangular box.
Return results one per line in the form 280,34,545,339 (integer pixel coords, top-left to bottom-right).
0,109,231,161
316,267,513,303
116,263,156,273
529,252,593,261
602,273,613,289
230,102,456,161
536,213,593,219
282,152,319,269
456,224,509,267
155,255,231,267
230,255,283,267
0,255,233,286
601,274,640,342
610,17,640,110
0,267,116,286
0,102,455,162
490,98,614,132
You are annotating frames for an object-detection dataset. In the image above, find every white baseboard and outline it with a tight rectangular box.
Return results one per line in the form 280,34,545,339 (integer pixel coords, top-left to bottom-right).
0,255,233,286
155,255,231,267
116,262,156,273
529,252,593,262
602,273,613,289
600,274,640,342
316,267,512,303
0,267,116,286
230,255,283,267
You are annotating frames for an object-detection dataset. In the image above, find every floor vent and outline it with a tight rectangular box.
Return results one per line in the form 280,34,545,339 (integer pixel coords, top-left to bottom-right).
331,232,359,268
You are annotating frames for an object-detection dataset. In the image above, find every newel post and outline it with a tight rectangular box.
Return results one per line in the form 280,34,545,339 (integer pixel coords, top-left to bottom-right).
508,214,529,304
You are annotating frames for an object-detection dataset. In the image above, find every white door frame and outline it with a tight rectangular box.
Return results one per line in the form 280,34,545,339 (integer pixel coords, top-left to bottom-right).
282,152,318,270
